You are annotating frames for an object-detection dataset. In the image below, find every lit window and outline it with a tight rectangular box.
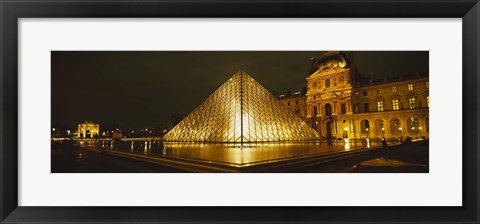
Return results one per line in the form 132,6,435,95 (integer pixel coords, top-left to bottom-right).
339,76,344,85
392,99,399,110
408,117,420,132
325,79,330,88
408,84,413,91
409,97,416,109
313,81,317,88
427,96,429,107
392,86,397,93
377,89,382,94
426,82,429,89
377,101,384,111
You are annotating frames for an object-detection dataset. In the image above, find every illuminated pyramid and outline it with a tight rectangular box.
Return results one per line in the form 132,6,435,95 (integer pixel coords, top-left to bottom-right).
163,70,320,143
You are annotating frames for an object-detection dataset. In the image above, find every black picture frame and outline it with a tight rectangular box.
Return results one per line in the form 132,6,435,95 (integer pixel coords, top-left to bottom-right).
1,0,479,223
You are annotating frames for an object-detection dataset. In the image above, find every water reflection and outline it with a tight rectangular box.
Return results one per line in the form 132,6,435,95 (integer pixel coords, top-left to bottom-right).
85,139,380,165
344,138,350,151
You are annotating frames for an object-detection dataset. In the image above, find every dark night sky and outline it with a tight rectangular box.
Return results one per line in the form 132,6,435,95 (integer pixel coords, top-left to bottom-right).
52,51,428,130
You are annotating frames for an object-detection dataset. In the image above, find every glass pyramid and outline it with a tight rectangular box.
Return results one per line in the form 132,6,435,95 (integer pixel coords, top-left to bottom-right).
163,70,320,143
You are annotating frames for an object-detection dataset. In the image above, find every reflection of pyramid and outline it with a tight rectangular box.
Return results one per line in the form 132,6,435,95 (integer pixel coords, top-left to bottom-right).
163,70,320,143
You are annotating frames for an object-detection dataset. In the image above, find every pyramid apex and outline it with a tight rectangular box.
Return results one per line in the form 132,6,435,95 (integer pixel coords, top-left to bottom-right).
233,69,253,78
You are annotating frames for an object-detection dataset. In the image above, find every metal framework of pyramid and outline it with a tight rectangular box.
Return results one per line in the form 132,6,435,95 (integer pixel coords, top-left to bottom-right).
163,70,320,143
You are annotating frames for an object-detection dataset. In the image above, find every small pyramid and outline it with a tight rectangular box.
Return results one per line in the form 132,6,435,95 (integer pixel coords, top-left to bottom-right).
163,70,320,143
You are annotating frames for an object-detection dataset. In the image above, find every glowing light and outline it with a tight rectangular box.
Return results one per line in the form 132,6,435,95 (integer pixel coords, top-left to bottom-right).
163,70,319,142
344,138,350,150
344,127,348,131
52,128,55,131
419,127,422,130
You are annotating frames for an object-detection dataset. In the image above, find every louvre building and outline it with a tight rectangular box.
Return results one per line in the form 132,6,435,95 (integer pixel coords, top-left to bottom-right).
279,51,429,140
163,70,320,143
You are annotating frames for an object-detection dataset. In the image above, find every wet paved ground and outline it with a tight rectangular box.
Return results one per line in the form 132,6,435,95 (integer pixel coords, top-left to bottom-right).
51,140,428,173
290,140,429,173
51,142,184,173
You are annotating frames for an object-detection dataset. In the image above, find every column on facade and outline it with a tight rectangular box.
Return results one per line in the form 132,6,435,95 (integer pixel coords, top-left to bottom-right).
384,117,390,138
333,101,337,114
347,99,351,113
401,116,407,136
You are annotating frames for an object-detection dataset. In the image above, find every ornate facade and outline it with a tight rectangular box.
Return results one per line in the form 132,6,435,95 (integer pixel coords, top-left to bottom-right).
281,51,429,140
278,91,307,122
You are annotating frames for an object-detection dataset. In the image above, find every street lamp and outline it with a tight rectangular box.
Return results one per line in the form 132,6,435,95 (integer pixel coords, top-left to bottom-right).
381,127,385,138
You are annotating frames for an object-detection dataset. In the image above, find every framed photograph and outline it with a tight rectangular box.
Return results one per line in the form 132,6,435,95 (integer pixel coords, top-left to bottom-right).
1,0,479,223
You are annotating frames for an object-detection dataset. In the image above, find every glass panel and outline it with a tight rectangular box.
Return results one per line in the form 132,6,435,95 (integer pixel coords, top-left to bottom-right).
164,70,320,142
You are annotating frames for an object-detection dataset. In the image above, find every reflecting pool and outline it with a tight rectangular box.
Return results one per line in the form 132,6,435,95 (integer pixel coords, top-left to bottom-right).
85,139,382,165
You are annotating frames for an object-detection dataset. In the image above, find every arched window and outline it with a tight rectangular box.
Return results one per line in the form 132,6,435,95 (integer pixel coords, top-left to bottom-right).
376,119,385,132
390,118,402,133
325,79,330,88
360,119,370,133
407,117,420,133
325,104,332,116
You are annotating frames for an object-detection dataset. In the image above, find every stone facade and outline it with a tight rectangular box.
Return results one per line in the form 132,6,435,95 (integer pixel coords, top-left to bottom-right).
280,51,429,140
278,92,307,122
77,121,100,138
